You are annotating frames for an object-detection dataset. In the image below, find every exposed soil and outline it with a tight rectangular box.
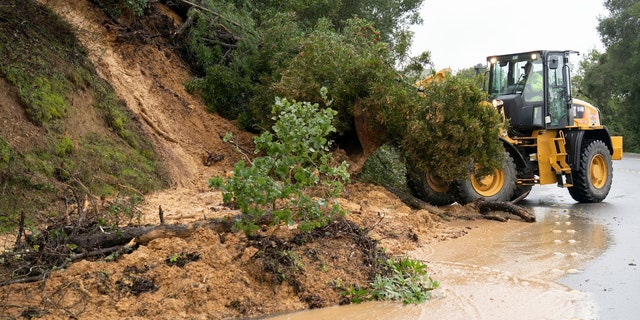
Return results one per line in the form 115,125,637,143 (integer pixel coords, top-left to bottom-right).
0,1,478,319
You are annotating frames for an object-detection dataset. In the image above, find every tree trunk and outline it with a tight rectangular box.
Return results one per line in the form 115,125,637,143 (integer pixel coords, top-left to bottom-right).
353,99,385,158
67,220,234,249
475,199,535,222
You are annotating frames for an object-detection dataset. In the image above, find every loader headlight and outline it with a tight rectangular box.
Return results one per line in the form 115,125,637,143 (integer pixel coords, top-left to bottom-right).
492,99,503,108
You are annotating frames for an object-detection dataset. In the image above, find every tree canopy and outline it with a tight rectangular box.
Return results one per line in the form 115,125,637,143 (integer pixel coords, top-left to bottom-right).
181,0,426,129
578,0,640,151
176,0,506,179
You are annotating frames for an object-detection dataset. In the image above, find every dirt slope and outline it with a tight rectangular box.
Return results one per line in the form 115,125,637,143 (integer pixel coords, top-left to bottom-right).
47,0,249,187
0,1,471,318
37,0,262,226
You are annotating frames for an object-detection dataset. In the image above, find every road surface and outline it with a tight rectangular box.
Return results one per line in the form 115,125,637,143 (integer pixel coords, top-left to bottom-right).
557,153,640,319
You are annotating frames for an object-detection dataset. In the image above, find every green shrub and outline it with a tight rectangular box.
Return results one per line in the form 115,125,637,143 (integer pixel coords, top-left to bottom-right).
210,90,350,234
5,69,68,126
356,144,409,193
370,256,439,304
183,1,260,120
54,136,74,157
341,256,439,304
186,65,253,119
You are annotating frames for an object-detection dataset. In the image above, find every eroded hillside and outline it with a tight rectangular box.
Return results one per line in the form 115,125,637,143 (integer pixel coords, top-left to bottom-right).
0,1,470,318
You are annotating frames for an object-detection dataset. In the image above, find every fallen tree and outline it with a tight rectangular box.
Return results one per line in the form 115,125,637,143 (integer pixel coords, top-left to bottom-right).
0,205,234,287
475,196,536,223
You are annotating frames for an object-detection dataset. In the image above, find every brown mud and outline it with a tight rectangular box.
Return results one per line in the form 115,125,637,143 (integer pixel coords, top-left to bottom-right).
1,2,469,318
266,203,607,319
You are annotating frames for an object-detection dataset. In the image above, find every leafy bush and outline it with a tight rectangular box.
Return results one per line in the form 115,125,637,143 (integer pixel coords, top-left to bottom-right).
10,74,69,126
342,256,439,304
54,136,74,157
210,90,350,234
357,144,410,193
372,257,439,304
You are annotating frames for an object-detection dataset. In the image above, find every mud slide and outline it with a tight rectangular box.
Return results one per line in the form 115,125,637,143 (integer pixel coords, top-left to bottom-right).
0,1,602,319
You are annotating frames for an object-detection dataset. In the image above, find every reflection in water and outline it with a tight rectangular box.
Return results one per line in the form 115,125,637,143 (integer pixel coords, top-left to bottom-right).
265,200,606,320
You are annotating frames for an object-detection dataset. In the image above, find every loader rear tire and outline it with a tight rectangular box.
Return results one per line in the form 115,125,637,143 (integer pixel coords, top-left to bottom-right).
451,152,517,204
407,165,455,206
568,140,613,203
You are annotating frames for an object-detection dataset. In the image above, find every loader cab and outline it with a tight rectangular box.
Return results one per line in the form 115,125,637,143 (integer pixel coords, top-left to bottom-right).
486,50,575,134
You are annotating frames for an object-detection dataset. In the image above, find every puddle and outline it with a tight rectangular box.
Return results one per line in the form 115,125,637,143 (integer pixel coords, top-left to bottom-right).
418,204,608,280
264,202,607,320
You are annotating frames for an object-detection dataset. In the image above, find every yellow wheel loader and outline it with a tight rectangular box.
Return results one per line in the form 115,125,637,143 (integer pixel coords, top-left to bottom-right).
408,50,623,205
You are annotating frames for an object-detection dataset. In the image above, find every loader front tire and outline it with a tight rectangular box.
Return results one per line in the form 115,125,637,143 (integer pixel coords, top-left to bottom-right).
407,165,455,206
451,152,517,204
568,140,613,203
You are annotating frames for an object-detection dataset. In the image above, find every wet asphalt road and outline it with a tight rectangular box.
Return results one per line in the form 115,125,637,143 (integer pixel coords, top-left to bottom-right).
530,153,640,320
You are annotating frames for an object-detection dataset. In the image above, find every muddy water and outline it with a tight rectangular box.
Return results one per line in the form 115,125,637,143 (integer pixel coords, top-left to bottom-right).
265,202,607,320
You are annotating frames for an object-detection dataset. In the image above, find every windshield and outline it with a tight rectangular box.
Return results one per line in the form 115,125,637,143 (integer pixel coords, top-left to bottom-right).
488,53,543,100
